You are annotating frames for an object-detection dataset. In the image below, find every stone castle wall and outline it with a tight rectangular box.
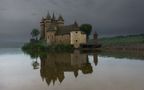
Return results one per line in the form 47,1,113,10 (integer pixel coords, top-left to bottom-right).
55,35,70,44
45,31,56,44
70,31,87,48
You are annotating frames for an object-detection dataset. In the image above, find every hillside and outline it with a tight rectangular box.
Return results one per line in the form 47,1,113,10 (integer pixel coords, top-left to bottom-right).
99,34,144,47
89,34,144,51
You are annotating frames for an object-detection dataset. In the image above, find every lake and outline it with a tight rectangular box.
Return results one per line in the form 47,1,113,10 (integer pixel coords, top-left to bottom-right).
0,48,144,90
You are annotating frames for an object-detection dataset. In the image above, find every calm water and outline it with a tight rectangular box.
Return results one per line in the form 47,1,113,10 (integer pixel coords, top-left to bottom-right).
0,48,144,90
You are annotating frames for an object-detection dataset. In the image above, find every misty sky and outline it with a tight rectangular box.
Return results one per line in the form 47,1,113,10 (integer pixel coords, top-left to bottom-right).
0,0,144,42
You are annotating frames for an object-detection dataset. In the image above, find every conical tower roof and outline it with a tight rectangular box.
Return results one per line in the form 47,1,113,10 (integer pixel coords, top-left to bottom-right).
52,13,56,20
74,21,78,27
46,11,51,20
46,79,51,86
58,15,64,21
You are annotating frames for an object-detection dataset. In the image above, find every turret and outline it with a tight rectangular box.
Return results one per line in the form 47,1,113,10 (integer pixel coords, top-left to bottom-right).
57,15,64,27
93,31,98,39
40,17,45,39
93,31,98,45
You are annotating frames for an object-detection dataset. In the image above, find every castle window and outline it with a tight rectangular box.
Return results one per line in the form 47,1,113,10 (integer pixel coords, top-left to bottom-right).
76,40,78,42
76,32,78,33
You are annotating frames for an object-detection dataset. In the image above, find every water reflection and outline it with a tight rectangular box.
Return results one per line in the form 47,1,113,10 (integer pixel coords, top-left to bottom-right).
1,48,144,90
99,50,144,60
23,49,98,86
40,50,98,85
32,60,40,69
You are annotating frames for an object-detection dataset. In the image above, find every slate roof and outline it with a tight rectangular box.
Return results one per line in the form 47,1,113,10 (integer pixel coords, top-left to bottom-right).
46,12,51,20
46,24,85,35
56,24,80,35
58,15,64,21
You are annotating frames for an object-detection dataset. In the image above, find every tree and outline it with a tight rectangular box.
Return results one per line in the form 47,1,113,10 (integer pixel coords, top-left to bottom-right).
31,29,40,40
80,24,92,40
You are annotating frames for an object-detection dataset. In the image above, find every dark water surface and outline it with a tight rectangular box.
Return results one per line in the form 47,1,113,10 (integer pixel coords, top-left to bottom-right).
0,48,144,90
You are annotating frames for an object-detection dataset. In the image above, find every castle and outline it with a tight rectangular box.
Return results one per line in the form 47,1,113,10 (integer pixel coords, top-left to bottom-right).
40,12,87,48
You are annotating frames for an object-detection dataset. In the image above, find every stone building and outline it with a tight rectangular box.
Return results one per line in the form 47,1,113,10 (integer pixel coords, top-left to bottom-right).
40,12,87,48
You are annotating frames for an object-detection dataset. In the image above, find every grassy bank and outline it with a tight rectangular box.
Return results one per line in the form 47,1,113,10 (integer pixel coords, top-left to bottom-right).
99,34,144,47
89,34,144,51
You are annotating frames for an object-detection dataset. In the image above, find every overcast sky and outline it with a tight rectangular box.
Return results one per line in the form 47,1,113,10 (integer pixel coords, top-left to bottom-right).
0,0,144,42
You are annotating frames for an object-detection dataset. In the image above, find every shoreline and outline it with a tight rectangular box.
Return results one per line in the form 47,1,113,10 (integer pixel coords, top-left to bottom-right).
100,44,144,52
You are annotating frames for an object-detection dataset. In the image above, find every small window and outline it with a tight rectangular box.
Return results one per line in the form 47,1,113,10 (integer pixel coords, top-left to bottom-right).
76,40,78,42
76,32,78,33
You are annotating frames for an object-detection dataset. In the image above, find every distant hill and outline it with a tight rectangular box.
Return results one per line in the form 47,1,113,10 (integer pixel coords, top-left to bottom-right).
88,34,144,51
98,34,144,47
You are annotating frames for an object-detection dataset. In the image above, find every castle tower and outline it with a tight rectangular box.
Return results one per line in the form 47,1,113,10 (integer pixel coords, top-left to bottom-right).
44,12,52,39
57,15,64,27
94,31,98,39
40,17,45,39
93,31,98,44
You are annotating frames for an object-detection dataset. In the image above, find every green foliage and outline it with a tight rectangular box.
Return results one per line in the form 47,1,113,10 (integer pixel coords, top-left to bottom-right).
80,24,92,39
22,42,74,59
31,29,40,40
22,41,48,58
99,34,144,47
81,63,93,74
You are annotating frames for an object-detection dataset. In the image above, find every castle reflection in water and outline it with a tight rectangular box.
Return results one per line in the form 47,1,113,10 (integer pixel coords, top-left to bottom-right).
35,50,98,86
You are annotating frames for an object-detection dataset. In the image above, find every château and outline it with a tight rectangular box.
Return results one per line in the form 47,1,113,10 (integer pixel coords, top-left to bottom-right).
40,12,87,48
